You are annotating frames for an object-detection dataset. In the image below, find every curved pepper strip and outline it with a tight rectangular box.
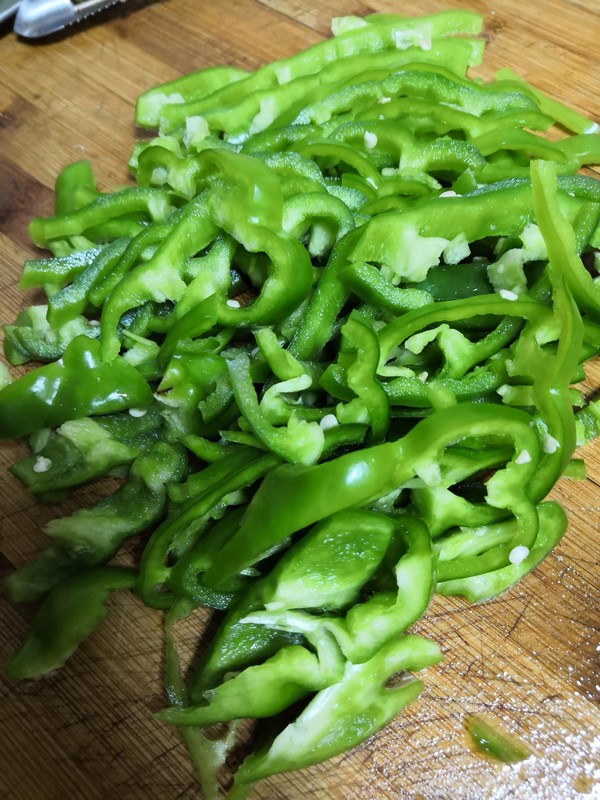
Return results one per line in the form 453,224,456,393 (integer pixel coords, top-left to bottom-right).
326,312,390,441
3,305,99,366
520,160,586,500
437,501,567,602
230,635,442,790
133,151,313,364
203,403,541,589
100,194,218,361
9,418,141,495
47,237,130,328
245,513,433,663
382,359,508,410
166,506,248,609
5,567,136,680
225,351,325,465
377,294,553,368
54,160,99,218
282,191,355,258
136,64,249,128
158,628,345,728
186,511,425,710
28,187,174,248
160,598,241,800
350,180,587,285
137,449,281,609
294,66,538,127
0,336,152,439
5,442,186,604
359,98,553,139
330,120,485,178
494,68,600,135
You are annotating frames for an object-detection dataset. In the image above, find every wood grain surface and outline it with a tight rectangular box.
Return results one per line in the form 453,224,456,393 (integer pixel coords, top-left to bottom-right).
0,1,599,799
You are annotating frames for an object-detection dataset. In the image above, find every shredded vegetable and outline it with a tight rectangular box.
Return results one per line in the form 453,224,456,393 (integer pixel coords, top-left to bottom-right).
2,10,599,799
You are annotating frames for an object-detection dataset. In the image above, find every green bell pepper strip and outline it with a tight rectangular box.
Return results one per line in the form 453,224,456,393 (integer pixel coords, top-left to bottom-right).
437,501,567,602
161,598,240,800
359,97,553,139
186,509,396,696
28,187,174,248
513,160,586,504
137,449,281,609
224,351,325,465
246,513,433,664
170,237,236,321
241,123,322,156
181,434,243,462
5,442,186,603
105,150,314,362
157,629,345,727
176,39,484,143
188,581,304,701
476,133,600,183
9,418,140,494
338,260,433,314
575,399,600,446
329,120,486,178
282,191,355,258
377,295,552,369
19,246,103,292
262,509,396,612
469,128,567,163
294,66,538,128
157,349,230,425
47,237,130,328
433,502,539,581
54,160,98,215
167,444,262,506
254,328,305,382
203,403,541,589
382,360,508,410
166,505,248,608
136,64,249,128
5,567,136,681
434,501,547,563
0,336,152,439
331,313,390,441
230,634,442,788
287,227,362,361
99,194,218,361
3,305,99,366
156,12,483,133
350,180,586,285
532,173,600,322
495,68,600,135
88,215,192,309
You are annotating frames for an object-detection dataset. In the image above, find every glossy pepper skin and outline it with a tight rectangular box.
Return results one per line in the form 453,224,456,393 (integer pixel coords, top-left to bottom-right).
0,336,153,439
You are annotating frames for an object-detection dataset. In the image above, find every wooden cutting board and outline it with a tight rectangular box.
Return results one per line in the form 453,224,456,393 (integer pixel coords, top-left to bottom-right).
0,1,598,798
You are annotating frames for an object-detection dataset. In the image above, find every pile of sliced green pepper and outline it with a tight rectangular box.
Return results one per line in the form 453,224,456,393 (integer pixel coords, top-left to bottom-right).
2,10,599,799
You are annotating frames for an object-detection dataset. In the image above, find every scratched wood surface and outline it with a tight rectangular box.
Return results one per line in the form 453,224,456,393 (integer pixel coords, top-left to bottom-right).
0,1,599,798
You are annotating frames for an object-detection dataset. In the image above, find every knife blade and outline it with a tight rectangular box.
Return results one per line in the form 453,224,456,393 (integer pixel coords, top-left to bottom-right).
14,0,126,38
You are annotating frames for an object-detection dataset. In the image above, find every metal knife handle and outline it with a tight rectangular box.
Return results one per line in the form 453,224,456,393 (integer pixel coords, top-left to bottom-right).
14,0,125,38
